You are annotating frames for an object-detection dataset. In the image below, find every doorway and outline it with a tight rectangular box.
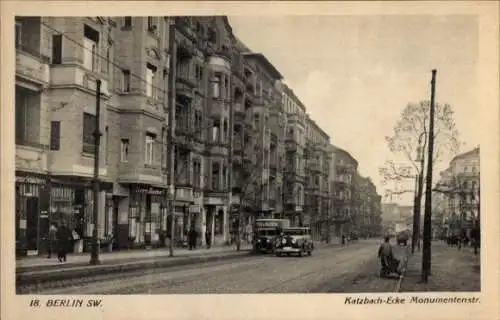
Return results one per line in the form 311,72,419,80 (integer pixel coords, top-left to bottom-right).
25,197,39,251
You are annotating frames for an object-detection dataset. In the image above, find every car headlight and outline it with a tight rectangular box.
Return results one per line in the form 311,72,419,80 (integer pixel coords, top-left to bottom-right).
281,238,286,244
291,239,297,244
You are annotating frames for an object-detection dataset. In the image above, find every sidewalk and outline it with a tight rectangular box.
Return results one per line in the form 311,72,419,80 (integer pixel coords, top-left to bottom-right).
340,244,410,293
17,244,253,271
399,242,480,292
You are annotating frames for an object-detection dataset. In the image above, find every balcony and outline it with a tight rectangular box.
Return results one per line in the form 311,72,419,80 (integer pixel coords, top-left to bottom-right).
50,65,111,96
176,72,197,95
16,46,50,86
234,102,245,117
177,39,195,60
308,160,321,172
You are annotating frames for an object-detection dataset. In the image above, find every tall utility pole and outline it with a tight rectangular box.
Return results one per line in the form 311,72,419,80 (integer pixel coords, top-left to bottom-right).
421,69,437,283
167,18,177,257
90,79,102,265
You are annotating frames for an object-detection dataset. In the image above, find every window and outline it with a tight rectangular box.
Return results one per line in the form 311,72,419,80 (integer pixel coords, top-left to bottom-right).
222,119,228,143
145,133,156,165
193,159,201,188
50,121,61,150
212,120,220,143
147,17,155,31
224,77,229,99
15,21,22,49
146,63,157,98
83,25,99,72
105,126,109,164
82,112,96,154
122,69,131,93
52,34,62,64
104,47,110,74
212,162,220,190
212,74,221,98
123,17,132,28
222,165,227,190
194,111,202,139
121,138,129,162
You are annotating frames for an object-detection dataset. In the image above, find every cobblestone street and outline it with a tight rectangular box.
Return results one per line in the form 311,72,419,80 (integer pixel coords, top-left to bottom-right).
18,239,409,294
400,241,480,292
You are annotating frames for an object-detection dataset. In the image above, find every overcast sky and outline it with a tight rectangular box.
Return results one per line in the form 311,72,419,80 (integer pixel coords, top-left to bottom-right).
229,15,479,205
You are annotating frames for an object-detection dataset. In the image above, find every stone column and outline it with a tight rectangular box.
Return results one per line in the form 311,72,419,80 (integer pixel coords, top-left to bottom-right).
223,205,228,243
201,206,206,246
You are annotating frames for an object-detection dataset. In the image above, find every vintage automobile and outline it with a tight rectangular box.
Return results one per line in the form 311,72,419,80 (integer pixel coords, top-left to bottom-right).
253,219,290,254
396,230,410,246
274,227,314,257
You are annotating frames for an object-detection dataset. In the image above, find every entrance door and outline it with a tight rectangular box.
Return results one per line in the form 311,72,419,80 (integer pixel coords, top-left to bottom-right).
25,197,39,251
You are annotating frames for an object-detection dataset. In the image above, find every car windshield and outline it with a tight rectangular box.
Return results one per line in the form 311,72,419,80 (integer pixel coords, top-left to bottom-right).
284,229,307,236
257,229,279,237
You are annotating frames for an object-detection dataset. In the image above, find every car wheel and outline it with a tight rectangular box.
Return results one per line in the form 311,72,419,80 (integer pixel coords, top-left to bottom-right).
275,252,281,257
307,250,312,256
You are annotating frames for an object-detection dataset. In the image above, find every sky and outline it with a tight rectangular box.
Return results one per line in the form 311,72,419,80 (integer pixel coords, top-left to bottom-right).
228,15,480,205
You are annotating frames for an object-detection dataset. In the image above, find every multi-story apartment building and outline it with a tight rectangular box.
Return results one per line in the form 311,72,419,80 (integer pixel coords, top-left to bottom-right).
331,146,358,238
282,85,306,226
353,175,382,237
15,15,380,255
437,146,480,239
304,117,331,240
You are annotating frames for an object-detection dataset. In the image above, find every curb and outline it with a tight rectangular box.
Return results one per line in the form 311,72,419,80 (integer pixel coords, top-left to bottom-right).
16,247,253,274
16,250,252,286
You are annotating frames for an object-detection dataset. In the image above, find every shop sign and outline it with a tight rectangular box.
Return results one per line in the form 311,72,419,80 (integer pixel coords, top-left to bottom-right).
16,176,46,185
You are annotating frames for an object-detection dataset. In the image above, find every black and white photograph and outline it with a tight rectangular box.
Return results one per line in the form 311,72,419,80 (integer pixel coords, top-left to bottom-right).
2,1,499,320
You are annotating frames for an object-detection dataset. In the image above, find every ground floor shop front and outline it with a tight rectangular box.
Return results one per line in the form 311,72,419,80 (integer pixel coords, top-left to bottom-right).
15,174,232,256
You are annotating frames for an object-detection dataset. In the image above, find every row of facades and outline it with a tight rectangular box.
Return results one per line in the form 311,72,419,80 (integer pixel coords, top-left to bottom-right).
15,16,382,255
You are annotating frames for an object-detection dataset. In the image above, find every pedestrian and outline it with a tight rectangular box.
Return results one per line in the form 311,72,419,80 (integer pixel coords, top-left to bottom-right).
205,230,211,249
47,223,57,259
188,226,197,250
378,236,401,278
56,222,72,262
341,234,346,246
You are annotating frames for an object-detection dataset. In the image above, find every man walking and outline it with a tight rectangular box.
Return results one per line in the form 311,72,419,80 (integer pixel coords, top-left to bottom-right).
47,223,57,259
56,222,72,262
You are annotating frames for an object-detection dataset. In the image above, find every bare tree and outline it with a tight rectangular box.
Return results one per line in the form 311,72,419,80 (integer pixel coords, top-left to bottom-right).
379,100,461,253
380,101,461,191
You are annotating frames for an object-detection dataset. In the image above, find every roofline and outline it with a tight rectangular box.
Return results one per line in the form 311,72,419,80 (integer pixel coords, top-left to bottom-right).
283,83,307,112
331,145,358,167
451,146,480,163
242,52,283,80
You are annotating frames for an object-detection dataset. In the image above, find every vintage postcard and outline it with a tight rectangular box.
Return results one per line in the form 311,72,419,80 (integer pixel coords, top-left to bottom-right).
1,1,499,320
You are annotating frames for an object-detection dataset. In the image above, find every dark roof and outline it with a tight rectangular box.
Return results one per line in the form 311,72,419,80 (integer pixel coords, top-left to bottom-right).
243,53,283,80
